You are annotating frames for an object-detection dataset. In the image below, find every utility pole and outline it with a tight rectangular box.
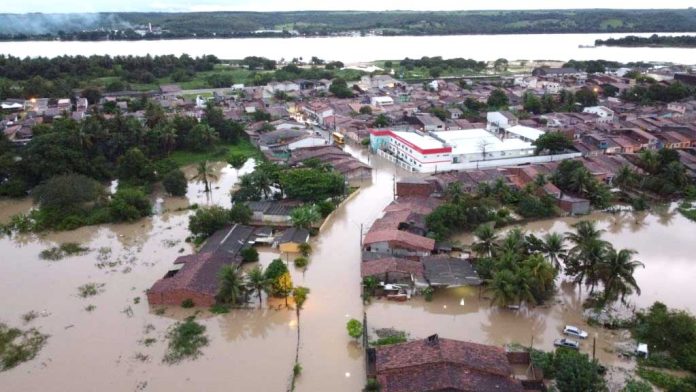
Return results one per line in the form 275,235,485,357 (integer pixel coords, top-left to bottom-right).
360,223,363,248
392,174,396,200
592,336,597,360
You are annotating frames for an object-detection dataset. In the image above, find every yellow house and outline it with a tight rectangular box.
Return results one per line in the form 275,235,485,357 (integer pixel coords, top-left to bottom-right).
278,227,310,253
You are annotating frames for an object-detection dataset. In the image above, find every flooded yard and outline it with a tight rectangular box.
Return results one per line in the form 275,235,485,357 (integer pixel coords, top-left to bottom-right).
1,145,696,391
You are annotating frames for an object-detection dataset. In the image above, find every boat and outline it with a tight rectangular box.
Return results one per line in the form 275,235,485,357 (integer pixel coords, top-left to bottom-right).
578,45,596,49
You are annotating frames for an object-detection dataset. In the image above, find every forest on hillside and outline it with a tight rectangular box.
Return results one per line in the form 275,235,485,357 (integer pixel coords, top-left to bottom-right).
1,9,696,40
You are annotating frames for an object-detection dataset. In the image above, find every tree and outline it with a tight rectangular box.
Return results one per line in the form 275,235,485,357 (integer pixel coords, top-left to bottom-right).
81,86,101,105
359,106,372,115
523,91,542,114
598,247,644,304
542,232,566,271
227,152,248,174
575,88,599,108
329,78,354,98
553,349,607,392
280,168,345,202
109,187,152,222
565,221,610,293
290,205,321,230
522,254,556,298
240,247,259,262
32,174,104,214
162,169,188,196
185,124,219,151
373,114,389,128
293,286,310,311
117,147,155,185
192,161,217,193
216,265,245,305
276,272,293,306
487,89,509,108
347,319,363,340
228,203,252,225
488,269,518,307
246,266,271,307
471,223,498,258
188,206,230,239
493,58,509,72
533,132,573,155
298,242,312,257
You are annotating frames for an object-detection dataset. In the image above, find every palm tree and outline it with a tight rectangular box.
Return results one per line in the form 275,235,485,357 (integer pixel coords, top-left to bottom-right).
246,266,271,307
471,223,498,258
290,205,321,230
542,232,566,271
599,247,644,304
159,126,177,156
228,152,248,175
534,173,547,188
565,221,610,293
523,254,556,294
217,265,246,305
568,168,593,195
192,160,218,193
639,150,659,175
499,228,526,255
488,269,517,307
613,165,636,189
513,269,537,307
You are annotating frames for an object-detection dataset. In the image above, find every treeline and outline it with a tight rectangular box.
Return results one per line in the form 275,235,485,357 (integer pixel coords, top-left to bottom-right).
562,59,652,74
0,101,244,197
2,10,696,39
596,34,696,48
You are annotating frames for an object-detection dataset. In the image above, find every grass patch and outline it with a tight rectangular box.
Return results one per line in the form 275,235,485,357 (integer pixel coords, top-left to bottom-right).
180,298,195,308
142,338,157,347
0,323,49,371
679,202,696,222
209,304,230,314
637,367,696,392
39,242,89,261
168,140,260,167
163,317,209,364
84,304,96,312
77,283,105,298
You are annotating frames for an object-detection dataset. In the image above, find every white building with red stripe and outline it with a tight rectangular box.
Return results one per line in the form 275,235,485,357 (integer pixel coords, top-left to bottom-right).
370,124,581,173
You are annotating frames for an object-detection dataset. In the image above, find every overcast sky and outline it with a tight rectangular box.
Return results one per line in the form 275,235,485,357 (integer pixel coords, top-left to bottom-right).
3,0,695,13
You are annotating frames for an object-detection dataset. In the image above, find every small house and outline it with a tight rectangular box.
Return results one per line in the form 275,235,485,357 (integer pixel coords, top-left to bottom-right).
278,227,310,253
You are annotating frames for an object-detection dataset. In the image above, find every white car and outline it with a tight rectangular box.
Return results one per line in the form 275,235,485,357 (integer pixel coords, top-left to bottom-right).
554,338,580,350
563,325,589,339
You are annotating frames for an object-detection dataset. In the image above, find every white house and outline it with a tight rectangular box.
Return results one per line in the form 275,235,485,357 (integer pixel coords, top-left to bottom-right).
582,106,615,123
371,96,395,106
486,111,518,130
542,82,561,94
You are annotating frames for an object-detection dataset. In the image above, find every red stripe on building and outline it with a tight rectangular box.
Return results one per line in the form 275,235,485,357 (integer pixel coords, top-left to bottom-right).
370,129,452,155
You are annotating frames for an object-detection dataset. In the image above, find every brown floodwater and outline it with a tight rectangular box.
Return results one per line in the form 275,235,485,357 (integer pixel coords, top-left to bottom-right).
1,148,695,392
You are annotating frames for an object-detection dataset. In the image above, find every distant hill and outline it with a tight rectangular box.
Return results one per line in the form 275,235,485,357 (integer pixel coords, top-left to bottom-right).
1,9,696,40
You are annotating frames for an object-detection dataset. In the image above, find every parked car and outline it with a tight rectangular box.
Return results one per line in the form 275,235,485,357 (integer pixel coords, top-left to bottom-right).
563,325,589,339
554,338,580,350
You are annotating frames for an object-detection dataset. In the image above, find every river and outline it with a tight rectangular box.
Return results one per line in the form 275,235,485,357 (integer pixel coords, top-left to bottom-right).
1,32,696,63
1,146,696,391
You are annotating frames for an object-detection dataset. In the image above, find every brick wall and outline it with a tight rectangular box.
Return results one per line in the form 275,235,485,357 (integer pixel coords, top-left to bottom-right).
147,289,216,307
396,181,434,198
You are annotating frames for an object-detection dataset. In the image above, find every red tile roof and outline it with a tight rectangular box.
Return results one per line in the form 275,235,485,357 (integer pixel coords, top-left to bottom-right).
360,257,425,279
363,229,435,252
375,337,523,392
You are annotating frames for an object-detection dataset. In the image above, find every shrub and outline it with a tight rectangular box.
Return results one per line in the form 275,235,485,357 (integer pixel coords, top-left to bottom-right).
109,188,152,222
423,286,434,302
181,299,195,308
293,362,303,376
294,257,309,269
162,169,188,196
163,317,209,364
347,319,363,339
0,323,49,371
188,206,230,239
77,283,104,298
240,247,259,262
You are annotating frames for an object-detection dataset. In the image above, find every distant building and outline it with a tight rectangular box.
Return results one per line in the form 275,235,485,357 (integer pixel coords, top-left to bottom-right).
532,67,582,77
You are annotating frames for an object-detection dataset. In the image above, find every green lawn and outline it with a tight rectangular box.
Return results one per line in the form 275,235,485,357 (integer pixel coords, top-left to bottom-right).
168,140,261,167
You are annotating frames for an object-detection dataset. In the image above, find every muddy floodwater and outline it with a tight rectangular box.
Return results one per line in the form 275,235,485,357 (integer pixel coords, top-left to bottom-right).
1,145,696,391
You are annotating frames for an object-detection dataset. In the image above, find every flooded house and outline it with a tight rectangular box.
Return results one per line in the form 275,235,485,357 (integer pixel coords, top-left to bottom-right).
147,224,255,307
277,227,310,253
367,335,525,392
